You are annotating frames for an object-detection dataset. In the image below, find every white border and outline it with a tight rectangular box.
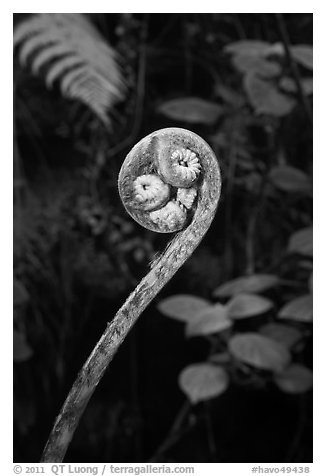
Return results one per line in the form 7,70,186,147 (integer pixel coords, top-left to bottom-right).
3,5,323,473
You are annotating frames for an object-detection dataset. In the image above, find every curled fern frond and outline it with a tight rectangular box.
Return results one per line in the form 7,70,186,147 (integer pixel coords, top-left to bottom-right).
14,13,127,126
41,128,221,462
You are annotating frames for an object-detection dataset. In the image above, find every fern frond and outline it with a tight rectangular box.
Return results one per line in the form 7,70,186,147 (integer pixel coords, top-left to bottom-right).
14,13,126,126
43,56,83,85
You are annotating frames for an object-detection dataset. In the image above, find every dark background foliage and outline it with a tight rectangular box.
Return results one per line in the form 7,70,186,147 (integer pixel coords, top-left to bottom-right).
13,13,312,463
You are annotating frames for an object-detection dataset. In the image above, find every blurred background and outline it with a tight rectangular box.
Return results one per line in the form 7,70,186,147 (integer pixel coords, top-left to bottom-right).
13,13,313,463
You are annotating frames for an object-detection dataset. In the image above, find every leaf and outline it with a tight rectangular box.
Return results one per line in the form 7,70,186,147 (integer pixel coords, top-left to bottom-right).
224,40,271,56
290,45,313,70
186,304,232,337
157,295,211,323
259,323,302,349
13,330,33,362
157,97,224,125
278,294,313,323
231,55,281,78
244,73,296,116
14,14,126,126
229,333,291,372
279,77,313,96
213,274,279,298
288,228,313,257
274,364,313,393
178,363,229,404
227,293,274,320
269,165,311,193
32,46,83,76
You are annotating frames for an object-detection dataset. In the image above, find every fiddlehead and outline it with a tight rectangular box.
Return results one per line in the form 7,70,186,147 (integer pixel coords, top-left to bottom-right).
41,127,221,462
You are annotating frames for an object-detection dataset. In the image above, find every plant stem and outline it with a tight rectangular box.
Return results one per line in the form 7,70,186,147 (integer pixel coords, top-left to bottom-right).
223,129,238,278
285,395,308,462
245,178,267,275
204,402,218,461
149,401,192,462
275,13,312,125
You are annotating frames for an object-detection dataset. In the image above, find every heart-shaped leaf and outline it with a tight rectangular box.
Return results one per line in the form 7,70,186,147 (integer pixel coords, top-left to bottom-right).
213,274,279,298
157,97,224,125
244,73,296,116
186,304,232,337
178,363,229,404
227,293,274,319
259,323,302,349
274,364,313,393
229,333,291,372
288,227,313,257
157,295,211,322
278,294,313,322
269,165,311,193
